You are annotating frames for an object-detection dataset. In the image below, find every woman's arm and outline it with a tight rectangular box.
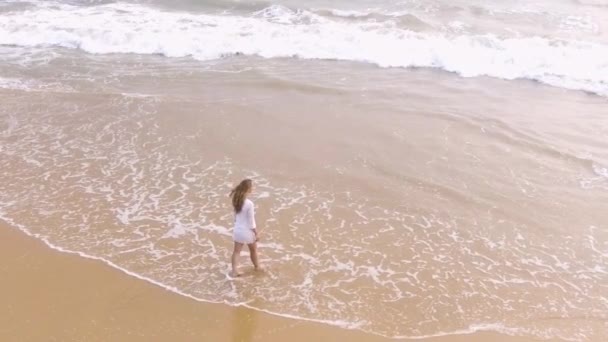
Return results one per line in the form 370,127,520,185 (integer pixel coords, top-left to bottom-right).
249,200,258,240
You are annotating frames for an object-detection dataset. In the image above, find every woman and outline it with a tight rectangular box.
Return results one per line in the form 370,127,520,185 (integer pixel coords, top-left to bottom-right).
229,179,260,277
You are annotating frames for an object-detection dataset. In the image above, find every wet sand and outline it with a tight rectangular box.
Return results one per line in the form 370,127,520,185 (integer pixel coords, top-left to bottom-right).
1,222,543,342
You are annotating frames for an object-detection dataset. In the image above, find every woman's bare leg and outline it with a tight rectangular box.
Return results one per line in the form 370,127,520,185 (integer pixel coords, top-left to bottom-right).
247,243,260,270
231,242,244,277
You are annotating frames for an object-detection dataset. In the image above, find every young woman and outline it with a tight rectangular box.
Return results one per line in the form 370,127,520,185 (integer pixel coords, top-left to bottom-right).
229,179,260,277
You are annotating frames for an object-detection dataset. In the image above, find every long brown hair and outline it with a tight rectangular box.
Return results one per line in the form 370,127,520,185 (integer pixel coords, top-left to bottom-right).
230,179,252,213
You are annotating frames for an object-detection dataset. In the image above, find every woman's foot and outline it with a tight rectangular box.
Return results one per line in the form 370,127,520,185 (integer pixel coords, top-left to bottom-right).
229,271,242,278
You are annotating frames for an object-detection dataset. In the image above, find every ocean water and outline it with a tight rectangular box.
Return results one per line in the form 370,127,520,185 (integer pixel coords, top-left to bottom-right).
1,1,608,341
1,0,607,95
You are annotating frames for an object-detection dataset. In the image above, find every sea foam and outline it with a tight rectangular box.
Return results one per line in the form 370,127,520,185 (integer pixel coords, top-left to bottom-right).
0,2,606,96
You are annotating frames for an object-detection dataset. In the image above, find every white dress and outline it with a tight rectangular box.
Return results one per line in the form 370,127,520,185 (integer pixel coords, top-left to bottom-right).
233,199,257,244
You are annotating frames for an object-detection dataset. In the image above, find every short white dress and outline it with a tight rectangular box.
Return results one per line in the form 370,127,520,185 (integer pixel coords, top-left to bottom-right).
233,199,257,244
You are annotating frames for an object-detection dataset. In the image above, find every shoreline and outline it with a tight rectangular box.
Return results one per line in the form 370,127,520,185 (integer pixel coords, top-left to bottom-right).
1,220,543,342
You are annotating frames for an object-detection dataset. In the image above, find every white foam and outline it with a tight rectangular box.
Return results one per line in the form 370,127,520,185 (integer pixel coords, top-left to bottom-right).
578,163,608,190
381,322,532,340
592,164,608,178
0,77,32,91
325,9,372,18
0,76,74,92
0,2,606,96
447,21,468,31
576,0,608,6
559,15,599,33
162,221,189,239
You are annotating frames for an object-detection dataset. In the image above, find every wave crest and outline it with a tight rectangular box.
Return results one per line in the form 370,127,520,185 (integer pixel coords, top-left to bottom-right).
0,2,606,96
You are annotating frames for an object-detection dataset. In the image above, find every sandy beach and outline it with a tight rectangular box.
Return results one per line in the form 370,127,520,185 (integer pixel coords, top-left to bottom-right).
1,222,544,342
1,1,608,340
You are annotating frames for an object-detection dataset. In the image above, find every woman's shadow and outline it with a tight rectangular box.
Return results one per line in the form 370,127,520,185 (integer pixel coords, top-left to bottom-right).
230,303,259,342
